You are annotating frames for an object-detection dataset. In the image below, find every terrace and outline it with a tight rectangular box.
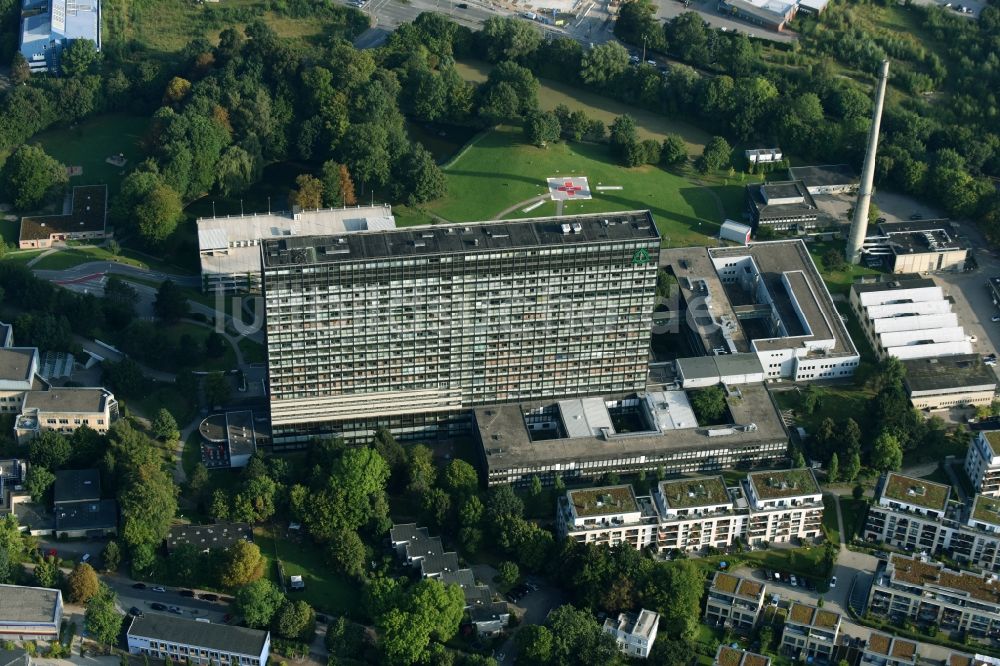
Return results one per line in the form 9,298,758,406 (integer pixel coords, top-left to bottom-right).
713,572,741,594
972,495,1000,526
660,477,730,509
984,431,1000,457
882,473,949,512
750,469,820,500
890,555,1000,604
569,485,638,518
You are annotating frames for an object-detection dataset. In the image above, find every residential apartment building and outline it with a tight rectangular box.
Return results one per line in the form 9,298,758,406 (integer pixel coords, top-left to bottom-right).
556,485,659,549
197,205,395,292
261,212,660,447
861,632,918,666
126,614,270,666
780,602,841,663
743,469,824,544
0,584,62,640
704,573,765,631
603,609,659,659
555,470,824,553
868,554,1000,638
14,387,119,443
715,646,771,666
966,430,1000,497
864,472,1000,573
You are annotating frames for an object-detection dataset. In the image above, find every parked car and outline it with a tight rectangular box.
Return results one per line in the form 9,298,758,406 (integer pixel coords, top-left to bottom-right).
129,607,143,617
168,606,182,614
132,583,147,590
910,213,924,220
151,602,167,611
180,590,195,598
151,586,166,593
992,315,1000,322
198,593,219,601
830,576,838,588
790,575,798,587
457,2,468,6
80,553,91,563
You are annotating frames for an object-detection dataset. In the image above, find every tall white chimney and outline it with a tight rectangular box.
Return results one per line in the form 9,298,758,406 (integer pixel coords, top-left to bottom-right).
846,59,890,265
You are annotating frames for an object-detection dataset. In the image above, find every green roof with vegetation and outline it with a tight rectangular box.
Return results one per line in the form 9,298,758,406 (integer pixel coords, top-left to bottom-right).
569,485,638,517
659,476,729,508
883,472,949,511
984,431,1000,456
749,469,819,499
972,495,1000,526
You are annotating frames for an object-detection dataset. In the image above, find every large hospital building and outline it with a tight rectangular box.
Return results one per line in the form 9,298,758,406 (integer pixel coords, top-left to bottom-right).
261,212,661,447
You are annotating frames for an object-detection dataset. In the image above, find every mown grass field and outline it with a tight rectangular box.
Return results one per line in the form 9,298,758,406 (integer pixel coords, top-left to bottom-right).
32,114,150,191
454,60,711,151
396,126,725,247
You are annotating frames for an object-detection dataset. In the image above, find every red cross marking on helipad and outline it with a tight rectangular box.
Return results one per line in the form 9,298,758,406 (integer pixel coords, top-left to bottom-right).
558,181,583,197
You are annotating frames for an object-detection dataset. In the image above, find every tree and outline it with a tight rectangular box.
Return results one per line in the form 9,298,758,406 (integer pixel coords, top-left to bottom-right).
214,145,256,196
153,279,190,323
163,76,193,107
481,17,542,62
34,555,59,588
24,465,55,503
530,474,543,497
871,430,903,472
407,444,437,494
102,359,147,398
104,277,138,329
339,164,358,205
396,144,446,205
823,248,847,272
28,430,71,470
478,81,521,125
319,160,346,207
443,460,479,498
101,540,122,572
220,540,265,588
498,560,519,586
204,372,231,407
11,52,30,85
525,111,561,147
541,604,624,666
288,174,323,210
67,562,100,603
327,528,367,579
696,136,732,174
828,452,840,484
377,578,465,664
609,115,638,155
660,134,688,167
274,599,316,642
640,560,704,638
517,624,554,663
580,42,629,85
136,181,184,244
60,39,99,77
235,579,285,629
119,463,178,551
690,385,727,423
205,331,227,358
0,144,68,210
151,408,180,441
85,584,124,645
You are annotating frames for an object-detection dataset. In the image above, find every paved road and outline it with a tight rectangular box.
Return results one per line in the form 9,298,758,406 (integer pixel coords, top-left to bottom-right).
33,260,200,288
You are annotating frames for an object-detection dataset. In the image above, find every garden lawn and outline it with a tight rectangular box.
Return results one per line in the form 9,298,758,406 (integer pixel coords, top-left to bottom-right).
838,497,869,543
32,114,150,191
822,495,841,545
743,544,833,579
454,60,711,151
402,126,722,247
808,240,884,296
129,381,198,425
255,527,359,616
772,384,874,434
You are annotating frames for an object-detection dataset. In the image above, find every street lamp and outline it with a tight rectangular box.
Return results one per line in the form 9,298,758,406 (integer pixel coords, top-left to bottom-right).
642,34,647,63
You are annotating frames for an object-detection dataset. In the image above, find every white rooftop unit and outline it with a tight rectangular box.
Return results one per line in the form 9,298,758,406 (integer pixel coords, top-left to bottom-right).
886,340,973,360
857,286,944,308
871,312,959,334
720,220,752,245
865,300,953,319
558,398,614,438
878,326,968,349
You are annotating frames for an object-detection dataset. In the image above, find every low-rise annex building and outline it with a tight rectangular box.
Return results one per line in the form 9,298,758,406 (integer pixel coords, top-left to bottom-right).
126,614,270,666
0,584,63,640
704,573,765,632
603,608,660,659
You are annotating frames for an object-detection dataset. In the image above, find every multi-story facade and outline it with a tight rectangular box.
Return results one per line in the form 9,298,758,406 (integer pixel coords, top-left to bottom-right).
864,472,1000,573
261,212,660,447
966,431,1000,497
556,485,659,549
603,609,659,659
14,387,118,443
743,469,823,544
861,632,918,666
126,614,270,666
715,647,770,666
902,354,996,411
868,554,1000,638
704,573,765,631
780,602,841,663
555,470,823,553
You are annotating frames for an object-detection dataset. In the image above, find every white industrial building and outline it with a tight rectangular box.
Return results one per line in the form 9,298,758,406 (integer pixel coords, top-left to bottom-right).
664,241,860,385
850,277,973,361
196,205,395,293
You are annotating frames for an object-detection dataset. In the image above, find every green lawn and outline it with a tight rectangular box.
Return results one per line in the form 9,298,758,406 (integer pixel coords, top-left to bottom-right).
807,239,884,296
129,381,199,424
454,60,711,151
255,526,360,616
182,430,202,478
32,114,150,192
822,495,841,545
772,384,875,435
838,497,869,543
1,250,44,265
397,126,723,247
743,544,834,580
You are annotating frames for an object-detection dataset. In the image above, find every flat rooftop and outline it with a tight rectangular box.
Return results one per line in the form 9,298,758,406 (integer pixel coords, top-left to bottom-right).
747,182,819,222
902,355,997,393
0,348,36,383
748,468,820,499
478,385,787,474
167,522,253,551
851,276,937,295
677,355,764,381
712,573,763,599
717,647,771,666
0,584,60,624
984,431,1000,456
972,495,1000,527
659,476,730,508
881,472,950,511
568,485,638,517
711,241,857,356
127,614,268,655
53,469,101,504
225,411,256,457
787,164,858,189
787,602,840,629
261,211,659,267
20,186,107,242
22,387,112,414
888,554,1000,604
54,499,117,532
